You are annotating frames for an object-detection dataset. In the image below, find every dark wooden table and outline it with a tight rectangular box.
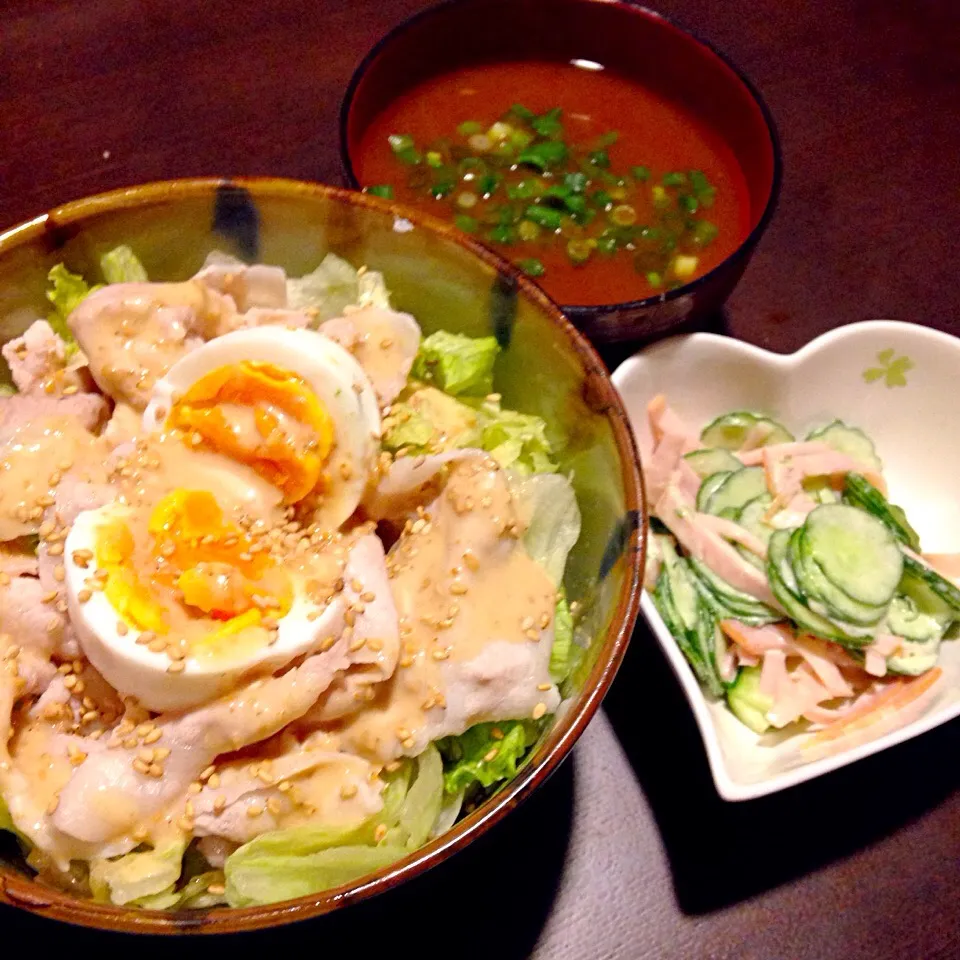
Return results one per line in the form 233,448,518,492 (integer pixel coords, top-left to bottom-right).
2,0,959,955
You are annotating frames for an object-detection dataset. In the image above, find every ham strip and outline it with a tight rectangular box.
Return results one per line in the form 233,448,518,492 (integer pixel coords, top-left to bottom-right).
647,395,699,453
740,441,833,466
644,431,688,505
695,512,768,559
922,553,960,580
655,485,781,609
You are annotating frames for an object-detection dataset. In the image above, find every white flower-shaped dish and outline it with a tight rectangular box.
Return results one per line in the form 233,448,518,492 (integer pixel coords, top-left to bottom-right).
612,320,960,800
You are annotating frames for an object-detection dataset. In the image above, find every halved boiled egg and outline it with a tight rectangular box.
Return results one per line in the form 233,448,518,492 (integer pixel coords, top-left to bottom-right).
143,327,380,531
64,488,351,711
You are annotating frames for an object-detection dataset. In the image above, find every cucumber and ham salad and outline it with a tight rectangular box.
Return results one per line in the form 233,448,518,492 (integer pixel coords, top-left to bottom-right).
644,396,955,739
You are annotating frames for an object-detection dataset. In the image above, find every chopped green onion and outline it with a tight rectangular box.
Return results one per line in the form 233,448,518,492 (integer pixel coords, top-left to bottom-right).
631,165,650,182
478,173,502,197
432,181,455,199
594,131,619,149
457,120,483,137
455,214,479,234
517,220,541,242
564,172,588,194
678,194,699,214
567,238,594,265
597,234,619,255
517,140,568,172
587,149,610,169
518,258,546,277
508,103,536,121
532,108,563,138
690,220,719,248
542,184,572,206
524,205,564,231
507,180,541,200
488,224,516,245
689,170,716,207
564,194,588,215
364,184,394,200
592,190,613,208
646,270,664,287
426,151,443,168
661,171,687,187
388,134,421,165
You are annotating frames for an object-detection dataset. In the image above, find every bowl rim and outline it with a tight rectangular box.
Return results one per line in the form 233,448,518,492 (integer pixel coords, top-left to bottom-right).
0,175,645,934
337,0,783,316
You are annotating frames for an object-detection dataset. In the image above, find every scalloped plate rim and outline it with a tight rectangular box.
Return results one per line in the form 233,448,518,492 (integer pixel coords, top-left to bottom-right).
613,319,960,801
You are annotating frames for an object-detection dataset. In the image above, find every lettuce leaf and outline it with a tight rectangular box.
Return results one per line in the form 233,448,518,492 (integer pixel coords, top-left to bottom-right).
437,721,534,795
380,403,438,454
45,263,98,352
100,244,148,284
224,747,443,908
550,593,574,684
89,839,187,906
287,253,390,322
411,331,500,397
510,472,581,584
474,397,557,474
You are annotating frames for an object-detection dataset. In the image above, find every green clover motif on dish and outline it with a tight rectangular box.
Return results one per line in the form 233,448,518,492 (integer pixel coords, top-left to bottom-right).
863,348,914,388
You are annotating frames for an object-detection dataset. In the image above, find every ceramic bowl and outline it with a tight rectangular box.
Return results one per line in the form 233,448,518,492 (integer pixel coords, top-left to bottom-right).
0,177,644,931
339,0,781,345
613,320,960,800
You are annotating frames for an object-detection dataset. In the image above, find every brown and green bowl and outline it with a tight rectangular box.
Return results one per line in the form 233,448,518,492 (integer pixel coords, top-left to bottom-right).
0,178,644,933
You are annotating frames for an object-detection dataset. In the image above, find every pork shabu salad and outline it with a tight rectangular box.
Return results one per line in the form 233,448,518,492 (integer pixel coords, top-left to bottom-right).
0,247,581,908
644,397,958,744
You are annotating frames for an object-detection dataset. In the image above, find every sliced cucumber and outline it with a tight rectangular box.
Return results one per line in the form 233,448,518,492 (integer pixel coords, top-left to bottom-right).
696,471,732,512
655,541,724,696
726,664,773,734
843,473,921,550
886,635,942,676
886,594,945,643
683,447,742,480
900,553,960,615
688,557,780,624
789,528,887,626
701,411,794,450
738,495,775,547
804,478,842,505
767,529,873,646
705,467,769,517
807,420,882,471
803,504,903,607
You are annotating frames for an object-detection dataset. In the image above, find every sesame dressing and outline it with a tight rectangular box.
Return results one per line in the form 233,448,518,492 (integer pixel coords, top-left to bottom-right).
334,457,556,760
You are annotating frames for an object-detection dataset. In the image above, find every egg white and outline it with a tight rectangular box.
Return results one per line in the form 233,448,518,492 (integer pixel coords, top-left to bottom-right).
64,501,349,712
143,327,381,531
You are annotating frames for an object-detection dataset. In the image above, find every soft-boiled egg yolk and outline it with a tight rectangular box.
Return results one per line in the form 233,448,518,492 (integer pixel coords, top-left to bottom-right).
166,361,334,504
93,489,293,647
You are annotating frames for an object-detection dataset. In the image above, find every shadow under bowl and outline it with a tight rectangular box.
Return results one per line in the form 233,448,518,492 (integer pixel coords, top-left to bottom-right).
339,0,782,345
0,177,644,933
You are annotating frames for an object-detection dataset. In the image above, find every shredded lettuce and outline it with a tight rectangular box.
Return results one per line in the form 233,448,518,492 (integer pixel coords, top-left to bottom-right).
550,593,574,684
474,396,557,474
224,746,443,907
511,472,581,584
381,402,439,454
438,721,535,795
100,244,148,284
411,330,500,397
89,839,187,907
45,263,97,353
287,253,390,322
384,386,557,474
